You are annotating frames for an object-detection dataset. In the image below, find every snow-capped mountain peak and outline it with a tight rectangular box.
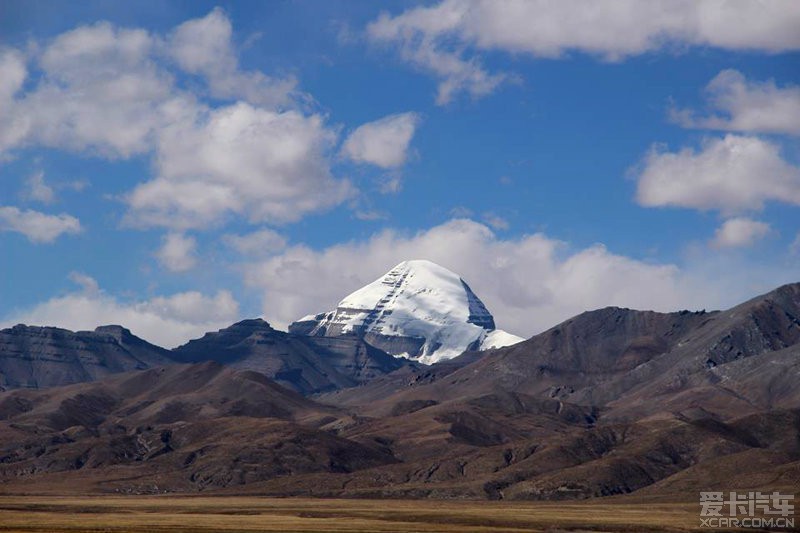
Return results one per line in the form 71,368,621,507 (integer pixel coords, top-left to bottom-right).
289,260,523,364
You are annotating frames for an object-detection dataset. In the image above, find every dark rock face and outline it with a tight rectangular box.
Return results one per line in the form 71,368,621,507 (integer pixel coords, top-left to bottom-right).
171,319,407,395
0,324,174,391
462,279,495,330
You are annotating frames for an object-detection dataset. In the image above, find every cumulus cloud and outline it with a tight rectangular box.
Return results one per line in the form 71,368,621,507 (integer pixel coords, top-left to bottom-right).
342,112,421,168
0,22,176,158
223,228,287,256
126,102,353,229
1,277,240,348
168,7,296,107
22,171,56,204
368,0,800,103
0,206,82,243
670,70,800,136
0,10,300,159
240,218,795,337
1,10,352,231
634,135,800,214
155,232,198,272
711,217,771,249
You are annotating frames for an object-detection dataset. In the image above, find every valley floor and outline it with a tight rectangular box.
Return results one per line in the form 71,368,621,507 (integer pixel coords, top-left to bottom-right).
0,495,717,533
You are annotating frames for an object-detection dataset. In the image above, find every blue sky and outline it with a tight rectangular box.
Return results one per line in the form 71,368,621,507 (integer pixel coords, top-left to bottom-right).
1,0,799,347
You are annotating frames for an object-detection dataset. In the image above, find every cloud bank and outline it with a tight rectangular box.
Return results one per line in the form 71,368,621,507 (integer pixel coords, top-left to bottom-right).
1,274,239,348
368,0,800,103
241,219,797,337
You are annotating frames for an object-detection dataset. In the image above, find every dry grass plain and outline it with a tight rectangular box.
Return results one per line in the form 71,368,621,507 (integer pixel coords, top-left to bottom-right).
0,495,718,533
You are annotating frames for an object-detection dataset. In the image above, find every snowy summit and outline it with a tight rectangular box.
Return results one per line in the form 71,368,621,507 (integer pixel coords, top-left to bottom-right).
289,260,523,364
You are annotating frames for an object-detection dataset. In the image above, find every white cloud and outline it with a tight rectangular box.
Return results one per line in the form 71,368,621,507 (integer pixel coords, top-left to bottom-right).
634,135,800,214
168,7,296,107
342,112,421,168
22,170,55,204
368,2,505,104
0,22,176,158
0,11,353,232
127,102,353,229
240,218,794,337
156,232,198,272
670,70,800,136
368,0,800,103
223,228,287,256
1,279,240,348
0,206,82,243
0,10,300,160
140,290,239,325
711,217,771,249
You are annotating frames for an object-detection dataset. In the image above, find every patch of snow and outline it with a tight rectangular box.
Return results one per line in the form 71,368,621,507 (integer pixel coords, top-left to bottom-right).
480,329,524,350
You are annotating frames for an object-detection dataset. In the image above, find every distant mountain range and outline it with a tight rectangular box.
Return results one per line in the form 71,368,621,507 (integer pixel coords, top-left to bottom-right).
0,320,408,396
1,260,520,393
0,263,798,500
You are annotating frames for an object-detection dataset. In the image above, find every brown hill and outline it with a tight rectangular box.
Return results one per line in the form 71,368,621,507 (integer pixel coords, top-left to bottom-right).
0,362,395,494
1,283,798,500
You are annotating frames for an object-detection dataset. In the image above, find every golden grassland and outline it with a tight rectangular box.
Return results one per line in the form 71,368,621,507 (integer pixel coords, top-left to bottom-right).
0,495,720,533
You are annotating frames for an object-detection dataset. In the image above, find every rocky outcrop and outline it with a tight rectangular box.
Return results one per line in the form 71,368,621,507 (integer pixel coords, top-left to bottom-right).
0,324,174,390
